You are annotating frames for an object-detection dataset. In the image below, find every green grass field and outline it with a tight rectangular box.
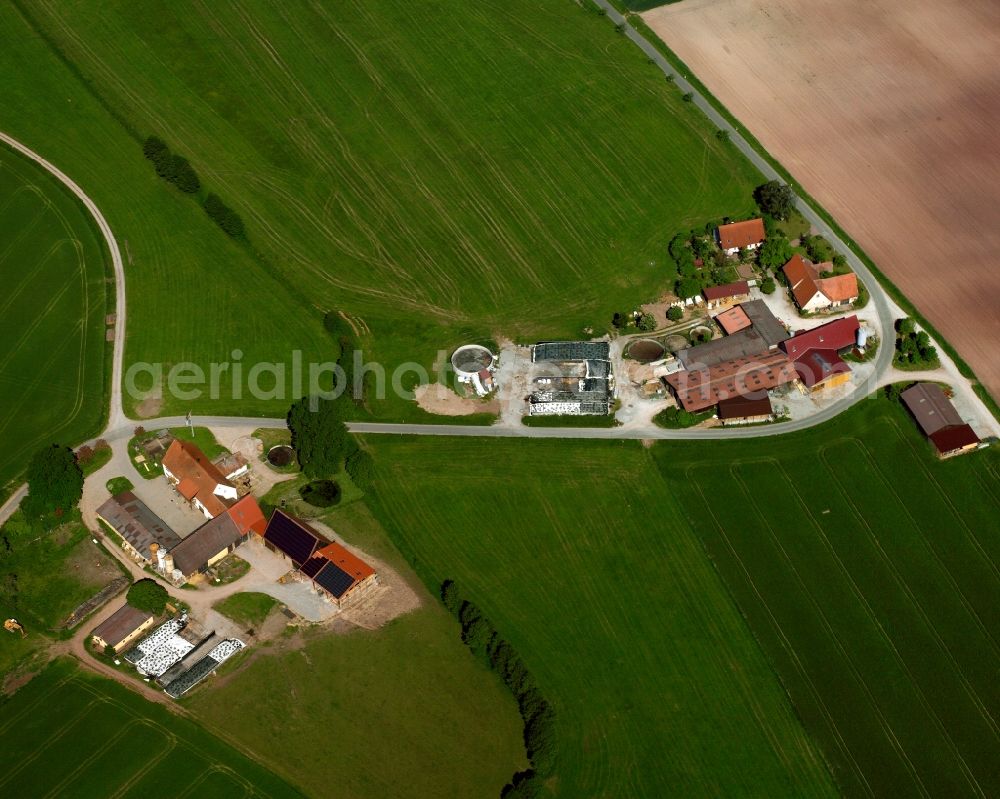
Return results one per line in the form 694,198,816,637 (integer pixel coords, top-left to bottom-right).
661,400,1000,797
0,145,108,493
214,592,278,628
0,658,304,798
2,0,760,420
188,502,527,799
363,401,1000,796
363,436,838,797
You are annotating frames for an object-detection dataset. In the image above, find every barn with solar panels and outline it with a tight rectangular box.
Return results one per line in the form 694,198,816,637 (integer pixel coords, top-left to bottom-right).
260,510,378,608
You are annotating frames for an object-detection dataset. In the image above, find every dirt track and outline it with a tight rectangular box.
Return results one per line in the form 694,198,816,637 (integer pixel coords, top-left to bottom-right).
644,0,1000,399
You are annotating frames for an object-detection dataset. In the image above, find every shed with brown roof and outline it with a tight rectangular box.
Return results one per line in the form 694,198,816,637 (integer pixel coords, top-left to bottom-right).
717,395,774,425
899,383,964,435
91,603,155,653
703,280,750,309
97,491,180,563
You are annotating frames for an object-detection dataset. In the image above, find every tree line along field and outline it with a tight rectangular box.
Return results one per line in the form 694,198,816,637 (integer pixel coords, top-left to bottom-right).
364,400,1000,796
0,145,108,494
0,659,303,798
2,0,760,418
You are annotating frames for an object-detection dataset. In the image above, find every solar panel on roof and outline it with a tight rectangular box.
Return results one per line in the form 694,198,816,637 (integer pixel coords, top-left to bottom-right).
314,562,356,598
300,556,325,578
264,512,322,565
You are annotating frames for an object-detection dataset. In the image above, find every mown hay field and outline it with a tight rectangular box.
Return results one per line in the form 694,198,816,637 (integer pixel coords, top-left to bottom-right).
0,146,108,492
365,399,1000,796
2,0,760,417
0,659,303,798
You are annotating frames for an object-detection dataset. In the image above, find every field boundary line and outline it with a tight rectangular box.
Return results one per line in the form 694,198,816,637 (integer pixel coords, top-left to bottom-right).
107,730,177,799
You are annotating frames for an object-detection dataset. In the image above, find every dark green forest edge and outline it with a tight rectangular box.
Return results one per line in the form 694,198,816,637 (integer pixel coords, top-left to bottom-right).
600,0,1000,421
441,580,556,799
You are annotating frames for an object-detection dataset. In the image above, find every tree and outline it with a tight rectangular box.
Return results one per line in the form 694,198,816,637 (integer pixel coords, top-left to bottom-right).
287,395,352,477
637,313,656,332
738,246,752,263
345,449,375,490
896,317,916,335
76,445,94,465
761,277,776,295
833,253,848,270
757,235,793,271
203,193,246,238
142,136,168,162
682,92,693,102
715,129,729,142
127,579,168,615
667,306,683,322
169,155,201,194
611,311,629,330
133,425,146,438
754,180,795,220
676,277,701,301
23,444,83,519
440,579,462,616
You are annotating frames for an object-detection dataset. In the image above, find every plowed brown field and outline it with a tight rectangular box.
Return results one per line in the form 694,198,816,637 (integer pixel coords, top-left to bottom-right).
644,0,1000,399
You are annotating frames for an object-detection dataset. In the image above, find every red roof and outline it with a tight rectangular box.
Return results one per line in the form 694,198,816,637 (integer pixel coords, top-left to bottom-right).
162,439,233,517
715,306,752,335
314,541,376,583
781,316,860,360
224,494,267,536
793,349,851,388
928,424,980,455
717,218,766,250
783,255,859,307
664,351,796,412
703,281,750,302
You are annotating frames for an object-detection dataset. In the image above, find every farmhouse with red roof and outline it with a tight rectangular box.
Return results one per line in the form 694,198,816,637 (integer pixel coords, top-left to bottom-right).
162,439,237,519
716,218,766,255
782,254,859,313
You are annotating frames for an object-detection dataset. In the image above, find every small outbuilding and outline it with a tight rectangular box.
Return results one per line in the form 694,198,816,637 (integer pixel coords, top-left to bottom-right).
900,383,980,458
717,395,774,425
91,603,155,653
703,281,750,310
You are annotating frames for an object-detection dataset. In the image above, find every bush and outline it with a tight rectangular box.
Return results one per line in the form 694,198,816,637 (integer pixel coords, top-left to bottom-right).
715,129,729,142
761,277,776,294
667,306,683,322
169,155,201,193
142,136,168,162
76,445,94,465
298,479,341,508
203,193,246,238
682,92,694,102
127,579,168,615
345,449,375,491
637,313,656,332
